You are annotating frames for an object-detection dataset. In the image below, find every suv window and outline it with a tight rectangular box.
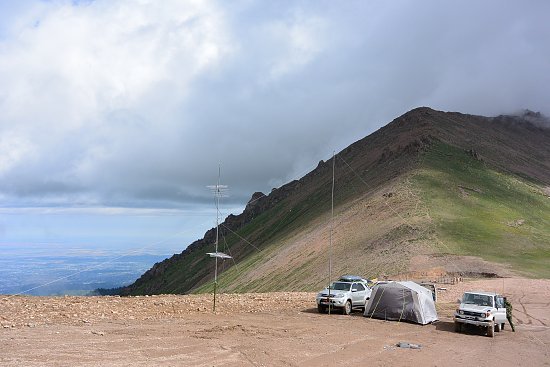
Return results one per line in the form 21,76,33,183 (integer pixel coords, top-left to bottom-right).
331,282,351,291
463,293,493,306
355,283,365,291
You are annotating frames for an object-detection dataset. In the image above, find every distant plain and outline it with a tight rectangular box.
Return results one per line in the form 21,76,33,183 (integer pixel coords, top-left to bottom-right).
0,244,169,295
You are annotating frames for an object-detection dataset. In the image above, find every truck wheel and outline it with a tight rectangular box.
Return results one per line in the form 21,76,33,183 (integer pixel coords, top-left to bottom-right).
454,322,462,332
343,300,352,315
495,323,501,332
487,323,494,337
501,323,505,330
317,305,327,314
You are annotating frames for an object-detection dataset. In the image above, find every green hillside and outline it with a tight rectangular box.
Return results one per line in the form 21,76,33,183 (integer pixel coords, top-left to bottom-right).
413,141,550,277
115,108,550,296
195,141,550,294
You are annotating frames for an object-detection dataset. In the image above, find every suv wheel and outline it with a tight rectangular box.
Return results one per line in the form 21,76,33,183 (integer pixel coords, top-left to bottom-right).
487,323,494,337
317,305,327,314
495,323,501,332
343,300,352,315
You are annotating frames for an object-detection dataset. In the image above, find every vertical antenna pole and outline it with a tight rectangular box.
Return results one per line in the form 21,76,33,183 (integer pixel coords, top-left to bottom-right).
213,165,220,312
328,151,335,314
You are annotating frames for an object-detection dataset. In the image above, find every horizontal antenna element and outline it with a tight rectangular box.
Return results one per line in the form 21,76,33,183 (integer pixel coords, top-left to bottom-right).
207,252,233,259
206,184,229,198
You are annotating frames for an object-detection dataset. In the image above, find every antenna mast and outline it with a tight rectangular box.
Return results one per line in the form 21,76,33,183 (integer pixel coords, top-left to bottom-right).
214,166,220,311
206,165,231,312
328,151,335,314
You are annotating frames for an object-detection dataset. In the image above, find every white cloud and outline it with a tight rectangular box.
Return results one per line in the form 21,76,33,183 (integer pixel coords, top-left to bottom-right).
261,11,327,84
0,131,35,174
0,0,549,210
0,0,235,203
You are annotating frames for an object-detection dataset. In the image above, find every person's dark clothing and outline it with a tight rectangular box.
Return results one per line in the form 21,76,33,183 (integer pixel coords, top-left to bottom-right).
505,300,515,332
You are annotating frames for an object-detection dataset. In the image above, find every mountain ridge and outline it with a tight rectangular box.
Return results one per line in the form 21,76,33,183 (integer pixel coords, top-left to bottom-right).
114,107,550,295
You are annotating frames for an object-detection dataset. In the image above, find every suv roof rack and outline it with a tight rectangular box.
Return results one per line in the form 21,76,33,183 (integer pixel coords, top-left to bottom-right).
338,275,367,282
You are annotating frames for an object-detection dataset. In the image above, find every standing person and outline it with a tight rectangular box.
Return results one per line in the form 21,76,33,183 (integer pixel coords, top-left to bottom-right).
505,298,515,332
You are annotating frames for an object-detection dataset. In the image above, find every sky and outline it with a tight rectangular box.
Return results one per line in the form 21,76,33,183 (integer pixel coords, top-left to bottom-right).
1,0,549,257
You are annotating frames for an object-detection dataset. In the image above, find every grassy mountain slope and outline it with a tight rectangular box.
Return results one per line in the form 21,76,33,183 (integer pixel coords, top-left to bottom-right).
117,108,550,295
413,141,550,278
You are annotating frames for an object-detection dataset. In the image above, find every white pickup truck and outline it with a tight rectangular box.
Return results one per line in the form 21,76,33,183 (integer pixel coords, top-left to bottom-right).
454,291,507,337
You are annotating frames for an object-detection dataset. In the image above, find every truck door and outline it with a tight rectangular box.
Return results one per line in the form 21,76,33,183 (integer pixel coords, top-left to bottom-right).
351,283,366,307
495,296,507,324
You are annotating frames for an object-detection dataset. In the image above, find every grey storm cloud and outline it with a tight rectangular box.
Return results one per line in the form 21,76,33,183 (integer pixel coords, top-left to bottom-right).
0,0,549,209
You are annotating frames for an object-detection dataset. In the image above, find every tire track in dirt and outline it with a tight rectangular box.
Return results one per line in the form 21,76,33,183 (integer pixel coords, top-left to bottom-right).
514,290,548,327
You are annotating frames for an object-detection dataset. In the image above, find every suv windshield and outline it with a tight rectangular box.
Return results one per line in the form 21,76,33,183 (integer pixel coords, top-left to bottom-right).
462,293,493,307
330,282,351,291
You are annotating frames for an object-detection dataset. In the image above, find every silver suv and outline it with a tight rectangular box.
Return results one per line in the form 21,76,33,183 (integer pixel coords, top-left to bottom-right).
316,275,372,315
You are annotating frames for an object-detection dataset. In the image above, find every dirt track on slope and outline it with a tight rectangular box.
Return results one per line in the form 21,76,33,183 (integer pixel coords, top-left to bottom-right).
1,278,549,366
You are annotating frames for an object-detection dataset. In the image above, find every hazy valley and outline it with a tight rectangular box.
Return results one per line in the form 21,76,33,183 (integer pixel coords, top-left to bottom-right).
0,246,169,296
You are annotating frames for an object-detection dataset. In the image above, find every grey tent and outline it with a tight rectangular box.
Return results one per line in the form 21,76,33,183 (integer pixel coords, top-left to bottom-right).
363,281,438,325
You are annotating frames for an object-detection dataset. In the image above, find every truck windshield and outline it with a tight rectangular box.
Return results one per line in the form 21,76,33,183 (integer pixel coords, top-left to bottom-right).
330,282,351,291
462,293,493,306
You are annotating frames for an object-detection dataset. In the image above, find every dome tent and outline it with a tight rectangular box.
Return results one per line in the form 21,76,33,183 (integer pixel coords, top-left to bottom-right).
363,281,438,325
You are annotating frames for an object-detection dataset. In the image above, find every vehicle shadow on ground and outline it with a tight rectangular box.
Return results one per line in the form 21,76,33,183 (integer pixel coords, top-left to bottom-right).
435,321,490,336
301,308,364,317
434,320,456,333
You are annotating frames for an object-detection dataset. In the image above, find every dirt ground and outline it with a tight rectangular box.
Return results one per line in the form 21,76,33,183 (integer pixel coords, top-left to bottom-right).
1,278,549,366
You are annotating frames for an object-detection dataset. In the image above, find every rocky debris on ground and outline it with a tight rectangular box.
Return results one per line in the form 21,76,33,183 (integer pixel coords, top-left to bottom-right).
397,342,422,349
507,219,525,227
0,292,315,328
2,278,546,330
